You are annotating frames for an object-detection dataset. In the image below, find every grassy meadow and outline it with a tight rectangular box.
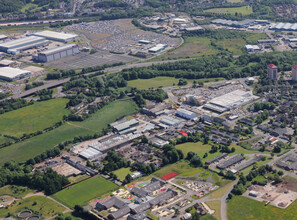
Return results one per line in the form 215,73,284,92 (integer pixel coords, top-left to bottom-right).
0,99,69,138
0,100,138,164
204,6,253,15
228,196,297,220
52,176,118,208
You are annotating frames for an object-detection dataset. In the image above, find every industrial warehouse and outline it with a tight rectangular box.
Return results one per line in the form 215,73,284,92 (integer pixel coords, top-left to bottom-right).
33,44,79,63
0,36,50,54
203,90,259,113
32,30,78,42
269,22,297,31
0,67,31,81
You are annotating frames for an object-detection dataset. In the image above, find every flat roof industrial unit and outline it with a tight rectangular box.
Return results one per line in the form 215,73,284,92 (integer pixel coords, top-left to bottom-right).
0,35,7,40
89,133,142,153
0,67,31,81
0,36,45,50
160,116,181,126
204,90,258,113
78,147,102,160
149,44,168,53
112,119,139,133
39,44,77,56
33,30,78,42
217,154,245,169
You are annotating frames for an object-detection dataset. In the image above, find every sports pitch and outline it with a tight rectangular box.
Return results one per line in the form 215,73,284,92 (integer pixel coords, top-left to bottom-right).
52,176,119,208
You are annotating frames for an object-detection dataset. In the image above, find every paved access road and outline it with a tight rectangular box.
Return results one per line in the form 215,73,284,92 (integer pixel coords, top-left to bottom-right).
2,58,193,101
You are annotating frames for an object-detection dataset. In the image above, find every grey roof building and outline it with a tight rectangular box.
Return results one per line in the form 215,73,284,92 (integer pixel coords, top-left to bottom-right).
96,197,126,211
108,206,131,219
127,212,148,220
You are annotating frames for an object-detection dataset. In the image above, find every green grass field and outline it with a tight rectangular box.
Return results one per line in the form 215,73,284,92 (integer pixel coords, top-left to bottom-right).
127,77,225,90
0,100,138,164
0,99,69,138
127,77,180,89
0,196,65,218
228,196,297,220
52,176,119,208
204,6,253,15
113,168,133,181
154,31,267,60
205,200,221,220
0,185,34,198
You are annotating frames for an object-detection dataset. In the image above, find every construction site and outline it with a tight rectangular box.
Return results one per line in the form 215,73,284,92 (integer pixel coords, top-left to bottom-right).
244,177,297,209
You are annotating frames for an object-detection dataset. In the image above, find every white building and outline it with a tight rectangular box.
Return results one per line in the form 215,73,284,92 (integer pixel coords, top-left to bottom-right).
0,36,50,54
34,44,79,63
245,45,260,52
33,30,78,42
0,67,31,81
176,108,196,120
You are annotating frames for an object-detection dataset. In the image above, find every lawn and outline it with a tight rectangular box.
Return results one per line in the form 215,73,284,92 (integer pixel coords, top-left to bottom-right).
204,6,253,16
205,200,221,220
113,168,133,181
52,176,119,208
0,196,65,218
0,185,35,198
0,100,138,164
156,37,217,60
0,98,69,138
208,181,235,199
127,77,180,89
176,142,212,159
127,77,225,90
0,135,13,145
228,196,297,220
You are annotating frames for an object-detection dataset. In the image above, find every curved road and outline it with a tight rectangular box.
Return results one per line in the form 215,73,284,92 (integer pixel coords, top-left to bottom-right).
4,58,193,101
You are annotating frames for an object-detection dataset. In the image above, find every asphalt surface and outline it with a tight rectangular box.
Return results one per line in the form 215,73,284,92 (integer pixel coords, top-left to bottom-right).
2,58,192,101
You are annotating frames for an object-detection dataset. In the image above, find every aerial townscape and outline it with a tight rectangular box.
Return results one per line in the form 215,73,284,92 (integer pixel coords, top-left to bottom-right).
0,0,297,220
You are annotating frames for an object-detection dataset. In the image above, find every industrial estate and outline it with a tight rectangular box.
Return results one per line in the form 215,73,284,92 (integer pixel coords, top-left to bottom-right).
0,1,297,220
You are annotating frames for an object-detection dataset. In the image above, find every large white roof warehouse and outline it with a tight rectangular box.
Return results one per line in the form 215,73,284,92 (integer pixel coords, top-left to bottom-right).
33,30,78,42
204,90,259,113
0,67,31,81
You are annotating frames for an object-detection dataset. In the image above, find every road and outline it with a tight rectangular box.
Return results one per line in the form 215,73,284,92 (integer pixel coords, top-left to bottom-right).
155,178,238,220
2,58,193,101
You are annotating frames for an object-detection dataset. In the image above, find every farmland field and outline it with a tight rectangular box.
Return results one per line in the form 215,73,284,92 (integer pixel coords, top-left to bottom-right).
113,168,133,181
204,6,253,15
52,176,119,208
0,99,69,138
0,196,65,218
228,196,297,220
0,100,138,164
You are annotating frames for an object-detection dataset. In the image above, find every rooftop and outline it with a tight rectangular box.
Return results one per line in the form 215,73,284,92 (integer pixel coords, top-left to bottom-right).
39,44,77,56
0,67,30,78
268,64,278,69
33,30,78,41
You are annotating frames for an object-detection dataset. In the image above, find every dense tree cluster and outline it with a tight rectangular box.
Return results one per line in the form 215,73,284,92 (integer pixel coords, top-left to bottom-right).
0,98,33,114
253,102,276,112
0,161,69,195
102,150,131,173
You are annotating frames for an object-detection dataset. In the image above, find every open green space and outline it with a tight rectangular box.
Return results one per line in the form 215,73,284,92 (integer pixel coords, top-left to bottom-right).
204,6,253,15
113,168,133,181
127,77,225,90
127,77,180,89
0,100,138,164
205,200,221,220
0,185,34,198
52,176,119,208
208,181,235,199
176,142,251,163
228,196,297,220
0,135,13,145
0,196,65,219
0,98,69,138
155,31,267,60
68,174,90,184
